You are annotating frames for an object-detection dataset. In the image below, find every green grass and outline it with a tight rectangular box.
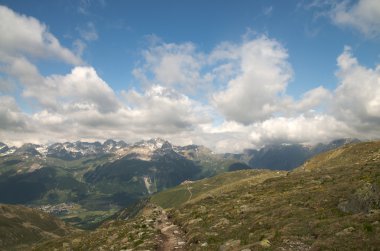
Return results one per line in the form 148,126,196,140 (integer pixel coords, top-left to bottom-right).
0,204,78,250
163,141,380,250
151,169,286,208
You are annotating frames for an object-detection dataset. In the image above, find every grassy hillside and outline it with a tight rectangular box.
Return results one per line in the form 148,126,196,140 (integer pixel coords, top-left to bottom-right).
151,169,287,208
0,204,78,250
162,141,380,250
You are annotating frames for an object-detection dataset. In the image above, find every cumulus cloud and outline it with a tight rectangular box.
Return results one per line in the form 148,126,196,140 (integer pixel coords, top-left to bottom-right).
122,85,211,134
0,96,28,131
213,36,293,124
333,46,380,135
3,59,119,112
0,69,211,148
249,115,354,147
330,0,380,37
1,4,379,152
0,5,82,64
281,86,332,114
48,67,120,113
133,41,212,95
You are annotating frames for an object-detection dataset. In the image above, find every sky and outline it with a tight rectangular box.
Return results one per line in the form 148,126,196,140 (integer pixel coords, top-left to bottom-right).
0,0,380,152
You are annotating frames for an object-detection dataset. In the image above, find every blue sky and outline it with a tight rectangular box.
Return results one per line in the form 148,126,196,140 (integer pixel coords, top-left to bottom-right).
0,0,380,152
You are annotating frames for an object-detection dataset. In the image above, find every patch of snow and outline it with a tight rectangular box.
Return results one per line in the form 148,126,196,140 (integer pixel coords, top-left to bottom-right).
35,145,48,156
0,148,15,156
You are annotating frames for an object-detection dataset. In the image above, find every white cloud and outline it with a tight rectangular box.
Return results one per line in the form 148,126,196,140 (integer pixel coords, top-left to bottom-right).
0,73,212,148
330,0,380,37
333,46,380,134
249,115,354,147
0,96,27,131
3,58,119,112
0,5,82,64
213,36,293,124
281,86,332,114
122,85,211,134
133,41,211,95
49,66,120,113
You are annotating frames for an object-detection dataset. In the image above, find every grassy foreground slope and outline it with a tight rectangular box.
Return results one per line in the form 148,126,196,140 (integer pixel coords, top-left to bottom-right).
0,204,78,250
163,141,380,250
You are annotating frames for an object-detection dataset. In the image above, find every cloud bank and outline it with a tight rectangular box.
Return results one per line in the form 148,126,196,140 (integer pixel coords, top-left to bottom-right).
0,5,379,152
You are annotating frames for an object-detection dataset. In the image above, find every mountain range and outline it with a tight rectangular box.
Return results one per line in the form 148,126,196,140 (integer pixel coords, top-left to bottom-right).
0,137,359,167
0,138,360,230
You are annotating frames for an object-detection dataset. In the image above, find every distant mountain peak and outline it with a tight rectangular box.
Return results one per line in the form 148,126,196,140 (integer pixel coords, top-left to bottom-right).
134,138,169,150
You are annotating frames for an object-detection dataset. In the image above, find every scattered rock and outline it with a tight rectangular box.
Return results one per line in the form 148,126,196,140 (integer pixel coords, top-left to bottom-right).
107,233,118,243
198,205,207,213
71,238,81,246
62,242,71,250
260,239,271,248
282,239,310,250
137,231,145,238
212,217,230,229
219,239,241,251
336,227,355,236
338,183,380,213
239,204,251,213
205,232,218,236
188,218,203,225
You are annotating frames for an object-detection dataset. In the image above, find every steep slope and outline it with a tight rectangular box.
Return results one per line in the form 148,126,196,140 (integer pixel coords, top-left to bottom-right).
0,204,77,250
0,166,88,205
83,148,202,205
156,141,380,250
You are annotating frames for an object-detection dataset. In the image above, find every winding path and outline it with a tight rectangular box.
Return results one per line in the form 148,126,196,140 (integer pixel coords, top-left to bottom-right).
156,209,186,251
186,183,193,201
